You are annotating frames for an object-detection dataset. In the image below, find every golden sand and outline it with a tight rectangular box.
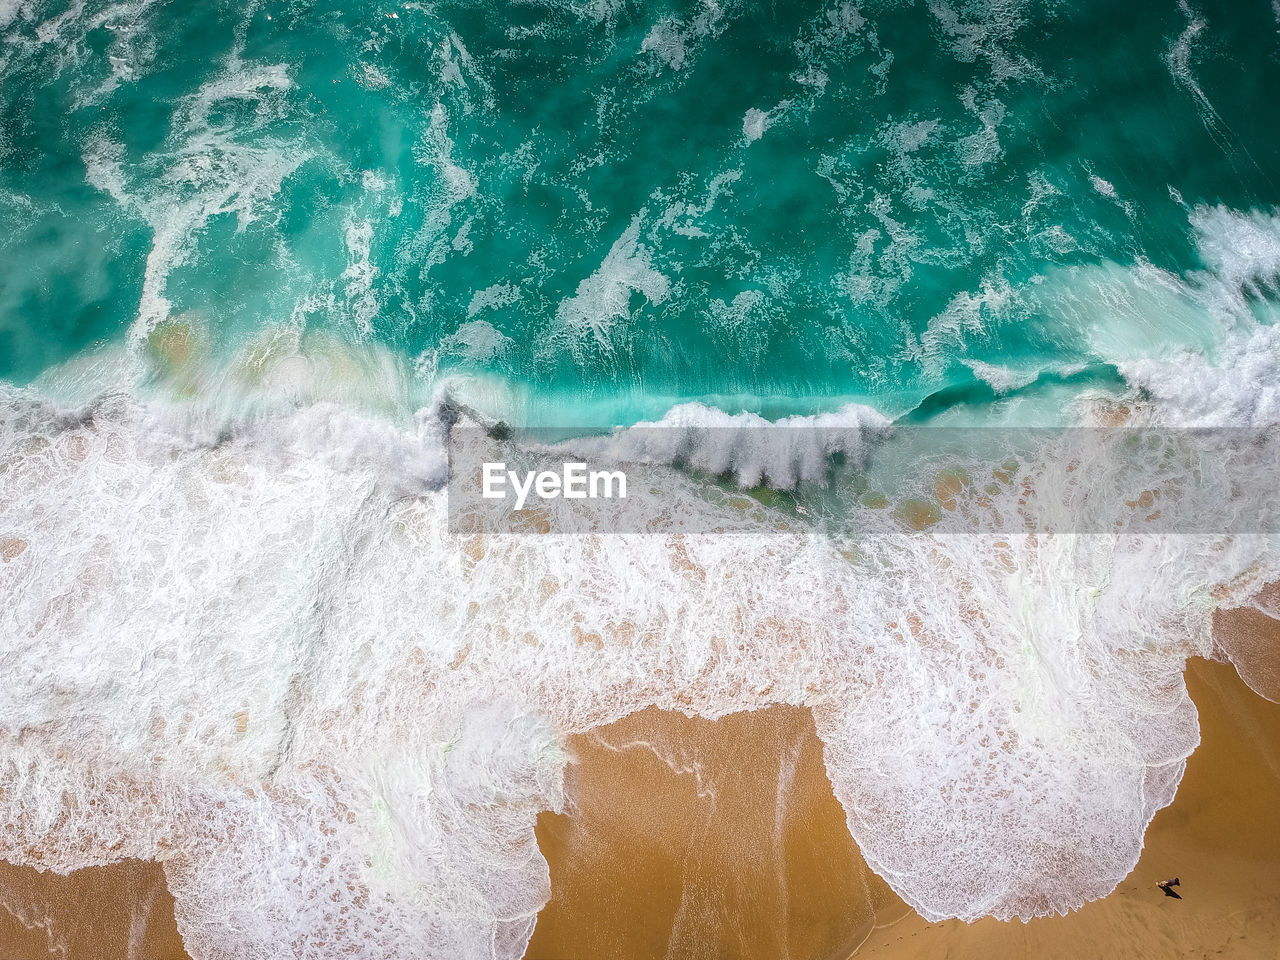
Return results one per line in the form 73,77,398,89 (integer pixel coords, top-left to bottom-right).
2,650,1275,959
0,858,188,960
524,705,910,960
527,655,1280,960
851,656,1280,959
893,499,942,530
1212,584,1280,703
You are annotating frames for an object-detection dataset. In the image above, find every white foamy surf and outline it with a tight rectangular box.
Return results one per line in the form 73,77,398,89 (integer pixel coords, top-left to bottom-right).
542,400,891,489
2,201,1280,959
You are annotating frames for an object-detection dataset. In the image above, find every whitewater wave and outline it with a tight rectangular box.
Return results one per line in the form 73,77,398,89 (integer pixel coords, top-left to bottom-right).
4,364,1276,958
4,272,1280,960
540,401,891,489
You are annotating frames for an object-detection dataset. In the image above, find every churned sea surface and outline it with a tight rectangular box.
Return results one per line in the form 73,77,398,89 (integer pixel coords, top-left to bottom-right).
2,0,1280,956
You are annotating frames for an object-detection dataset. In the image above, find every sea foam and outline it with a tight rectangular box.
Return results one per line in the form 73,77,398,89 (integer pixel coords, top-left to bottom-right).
4,306,1280,959
3,373,1274,955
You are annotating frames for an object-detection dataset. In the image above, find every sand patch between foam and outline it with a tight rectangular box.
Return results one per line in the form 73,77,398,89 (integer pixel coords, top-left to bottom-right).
526,656,1280,960
0,857,187,960
1,656,1275,960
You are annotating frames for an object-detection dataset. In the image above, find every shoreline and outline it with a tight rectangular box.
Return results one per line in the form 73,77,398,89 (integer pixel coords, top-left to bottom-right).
0,857,187,960
845,654,1280,958
525,652,1280,960
1,652,1275,960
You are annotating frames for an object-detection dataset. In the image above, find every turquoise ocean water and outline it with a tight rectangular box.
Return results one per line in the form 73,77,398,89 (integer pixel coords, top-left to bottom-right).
4,0,1278,424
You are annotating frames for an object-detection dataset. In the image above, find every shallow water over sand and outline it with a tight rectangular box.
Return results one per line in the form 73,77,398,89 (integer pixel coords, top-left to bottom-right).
6,654,1275,960
525,655,1280,960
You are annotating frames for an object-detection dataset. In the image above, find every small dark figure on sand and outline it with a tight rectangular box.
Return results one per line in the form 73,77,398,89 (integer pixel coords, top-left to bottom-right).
1157,876,1181,899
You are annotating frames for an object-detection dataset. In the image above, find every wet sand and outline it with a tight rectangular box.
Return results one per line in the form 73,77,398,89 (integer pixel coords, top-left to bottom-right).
526,655,1280,960
524,705,911,960
2,654,1275,959
0,858,188,960
851,655,1280,959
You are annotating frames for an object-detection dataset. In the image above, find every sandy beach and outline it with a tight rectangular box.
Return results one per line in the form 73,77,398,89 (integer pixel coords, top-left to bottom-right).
524,704,910,960
525,654,1280,960
0,857,187,960
2,653,1276,960
849,655,1280,959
